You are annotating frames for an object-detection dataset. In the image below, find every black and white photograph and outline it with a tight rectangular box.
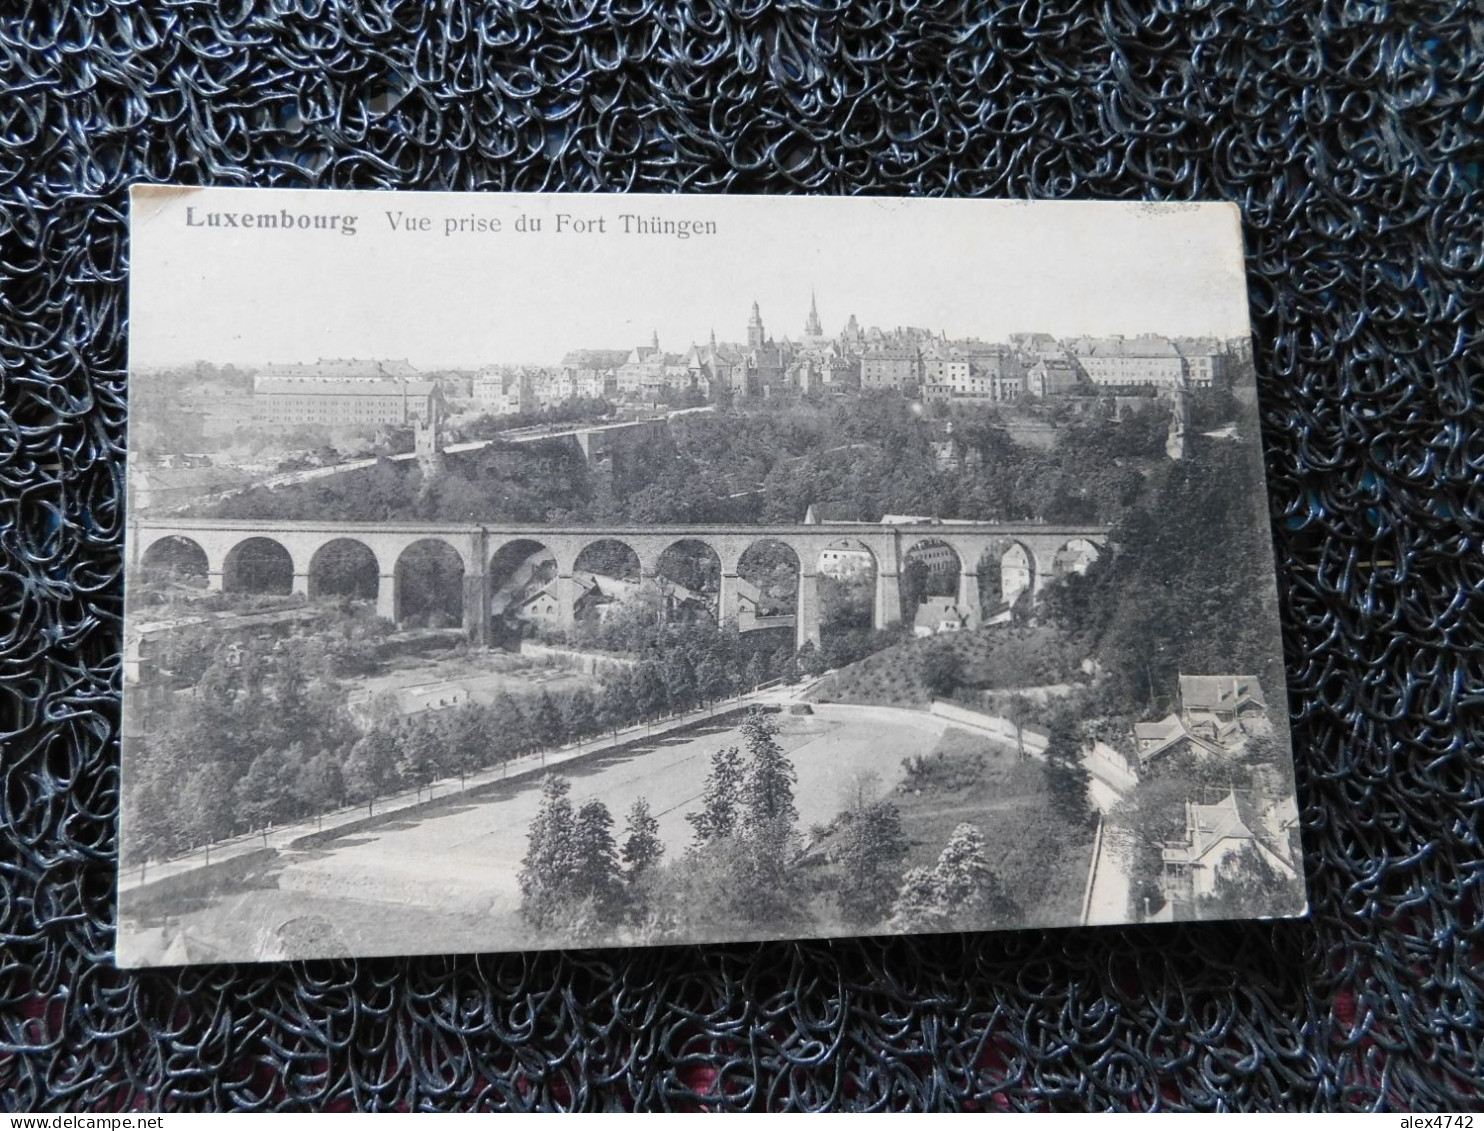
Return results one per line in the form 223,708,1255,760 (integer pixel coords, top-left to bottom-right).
119,188,1306,966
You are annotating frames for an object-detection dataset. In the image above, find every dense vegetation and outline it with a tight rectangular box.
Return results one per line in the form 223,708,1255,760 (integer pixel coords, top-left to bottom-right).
812,623,1085,707
1109,734,1303,920
1040,429,1287,718
123,619,807,866
198,391,1240,527
514,711,1079,945
132,380,1299,931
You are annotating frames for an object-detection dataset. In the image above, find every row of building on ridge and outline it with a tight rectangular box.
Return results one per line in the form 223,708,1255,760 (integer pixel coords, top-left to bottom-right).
243,295,1249,429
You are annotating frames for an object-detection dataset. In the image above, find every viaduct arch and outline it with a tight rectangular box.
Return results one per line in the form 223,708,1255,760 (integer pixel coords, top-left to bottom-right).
129,519,1111,649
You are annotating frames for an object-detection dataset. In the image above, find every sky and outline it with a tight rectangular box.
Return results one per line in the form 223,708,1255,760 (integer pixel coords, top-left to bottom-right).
130,187,1254,370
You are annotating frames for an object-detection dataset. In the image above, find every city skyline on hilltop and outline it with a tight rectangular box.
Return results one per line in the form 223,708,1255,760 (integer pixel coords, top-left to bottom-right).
140,305,1250,375
130,192,1253,370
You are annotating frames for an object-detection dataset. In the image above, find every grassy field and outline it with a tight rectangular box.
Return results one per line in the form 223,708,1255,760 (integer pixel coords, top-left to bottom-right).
807,726,1095,931
352,651,596,708
808,623,1084,708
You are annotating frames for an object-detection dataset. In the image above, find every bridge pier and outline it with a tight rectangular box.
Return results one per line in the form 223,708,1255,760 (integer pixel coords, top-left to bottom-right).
463,572,489,646
554,574,580,631
718,572,740,627
795,567,821,650
874,570,901,630
130,523,1111,648
957,570,981,629
376,574,397,623
1030,549,1056,597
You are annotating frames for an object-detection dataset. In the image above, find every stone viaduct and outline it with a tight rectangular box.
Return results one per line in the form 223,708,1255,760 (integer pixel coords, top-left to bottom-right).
130,518,1111,649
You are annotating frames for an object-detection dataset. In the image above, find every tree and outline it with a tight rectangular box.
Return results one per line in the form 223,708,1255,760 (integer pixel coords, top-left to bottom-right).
919,639,963,698
687,745,745,844
890,822,1021,932
662,652,697,714
489,694,528,762
621,797,664,878
518,775,579,929
900,558,929,615
398,720,441,800
179,761,238,846
715,813,808,927
743,653,765,692
833,799,910,927
795,640,827,677
770,644,800,684
1043,722,1093,828
565,688,599,748
634,660,668,724
694,648,729,709
738,709,797,832
235,746,299,831
440,703,487,786
570,799,625,922
294,751,345,814
890,866,946,933
534,691,567,752
1007,694,1034,761
932,822,994,911
599,670,633,738
1198,843,1304,920
345,729,400,807
273,643,313,732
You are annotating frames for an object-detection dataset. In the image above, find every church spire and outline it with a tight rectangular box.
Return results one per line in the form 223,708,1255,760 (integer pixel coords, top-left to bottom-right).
747,300,765,351
805,288,822,337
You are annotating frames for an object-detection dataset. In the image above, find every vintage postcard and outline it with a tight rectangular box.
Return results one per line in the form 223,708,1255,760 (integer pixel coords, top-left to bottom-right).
119,187,1306,966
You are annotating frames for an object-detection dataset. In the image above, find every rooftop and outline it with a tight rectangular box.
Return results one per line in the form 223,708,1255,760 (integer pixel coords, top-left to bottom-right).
259,358,420,379
561,349,630,369
255,378,441,397
913,596,964,629
1073,336,1181,358
1179,674,1266,712
1162,791,1255,865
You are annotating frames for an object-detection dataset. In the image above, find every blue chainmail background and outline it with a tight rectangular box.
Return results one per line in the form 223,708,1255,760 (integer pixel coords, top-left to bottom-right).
2,0,1482,1112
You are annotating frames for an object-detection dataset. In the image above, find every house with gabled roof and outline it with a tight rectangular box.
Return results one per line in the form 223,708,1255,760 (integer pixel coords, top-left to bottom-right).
913,596,969,637
1178,673,1268,743
1134,712,1228,769
1159,790,1297,910
514,583,563,628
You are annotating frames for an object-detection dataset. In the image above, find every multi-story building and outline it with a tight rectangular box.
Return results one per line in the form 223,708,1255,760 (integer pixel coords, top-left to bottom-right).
536,367,577,407
471,370,534,416
920,341,971,388
1071,336,1188,389
826,356,860,389
1173,341,1228,389
1027,358,1082,397
1008,332,1063,360
472,369,504,405
921,347,1024,403
252,358,420,389
252,379,444,429
560,349,627,401
904,540,959,576
1178,674,1268,741
616,334,667,397
860,346,920,390
690,335,748,398
1159,790,1297,911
